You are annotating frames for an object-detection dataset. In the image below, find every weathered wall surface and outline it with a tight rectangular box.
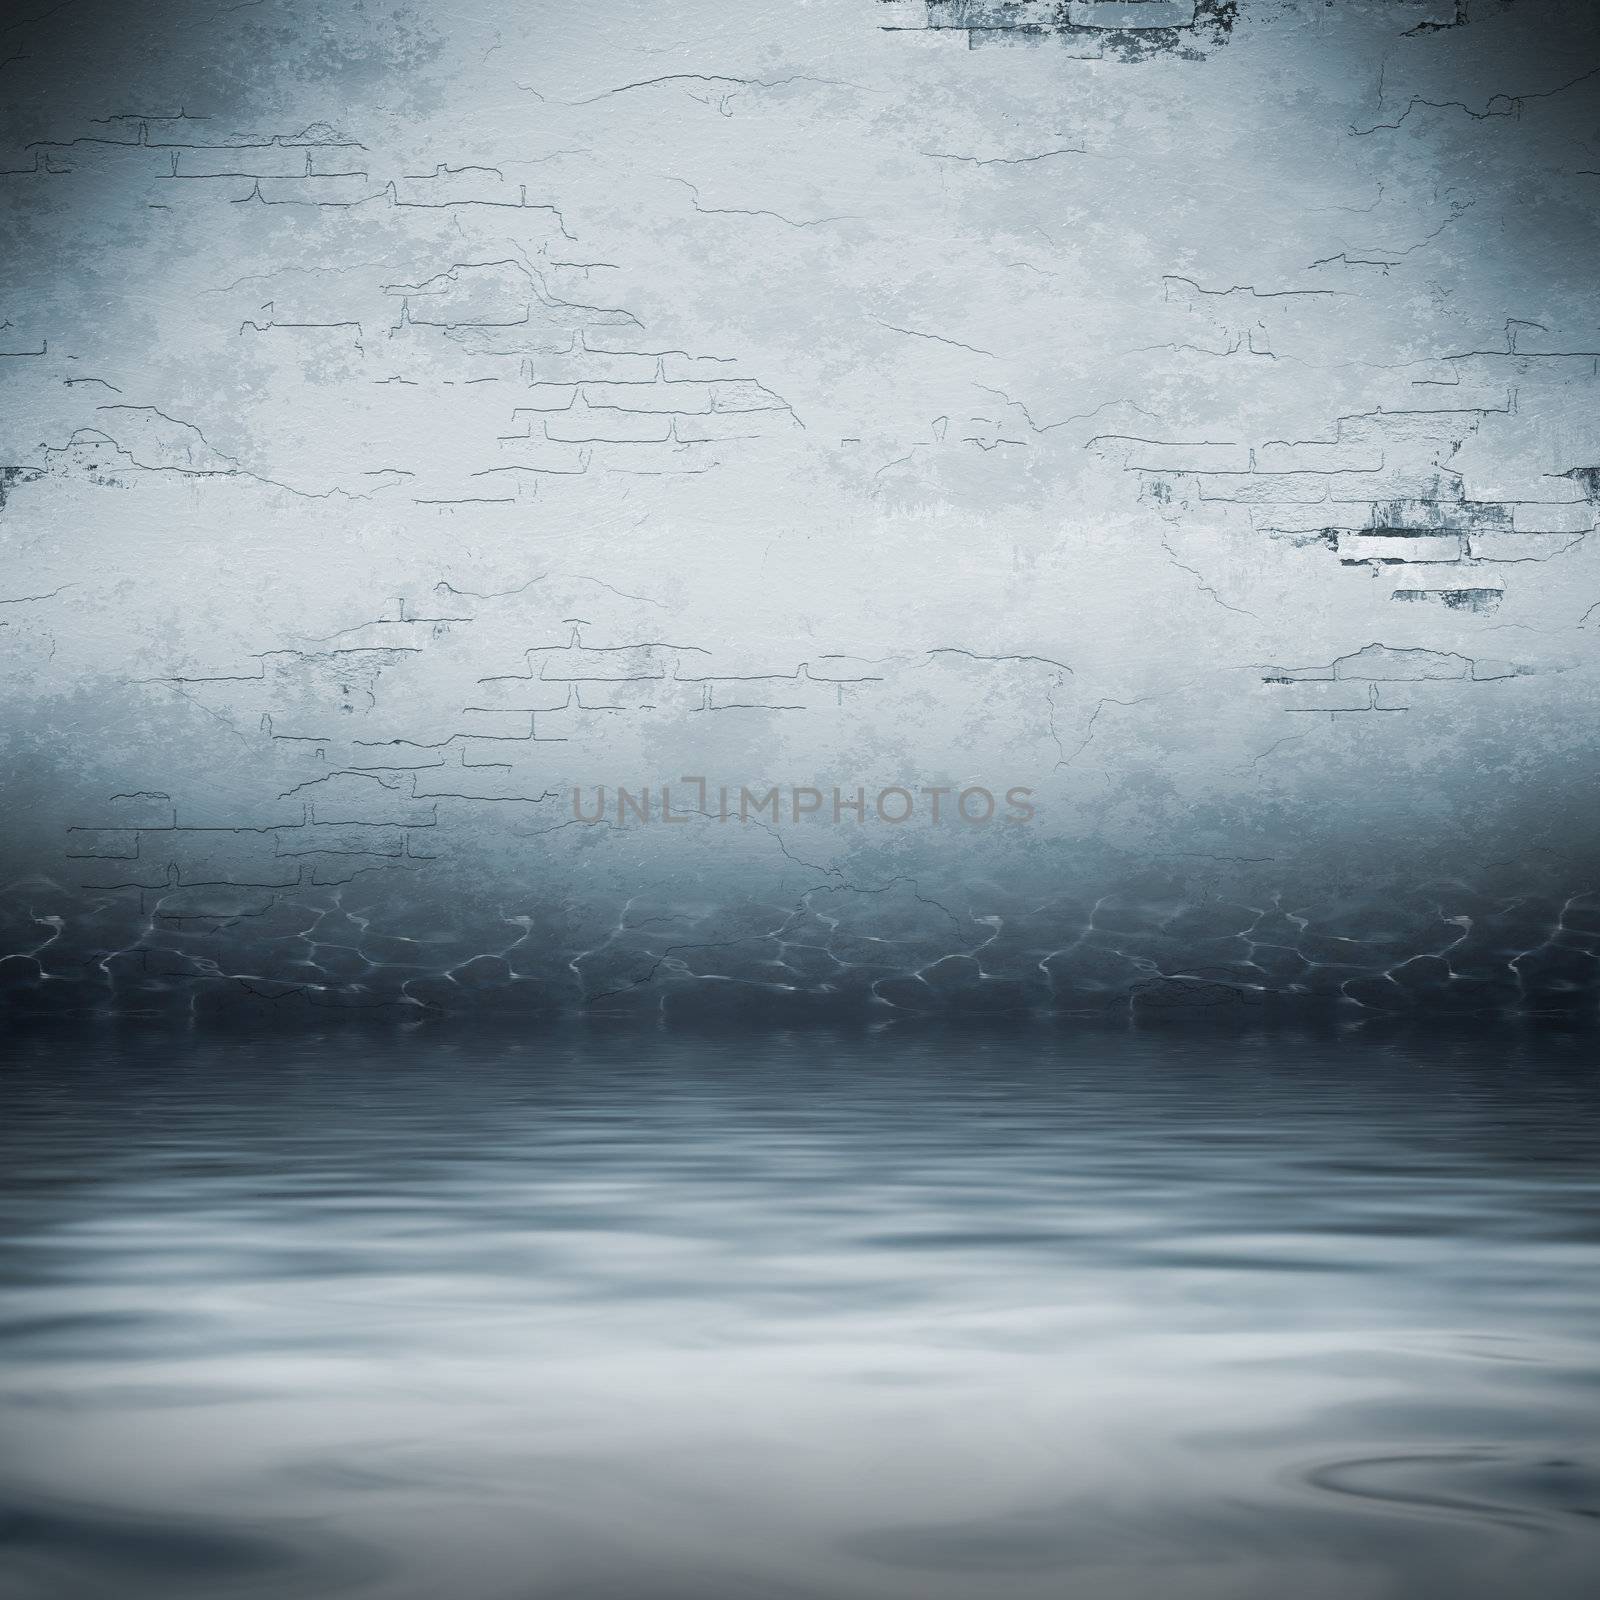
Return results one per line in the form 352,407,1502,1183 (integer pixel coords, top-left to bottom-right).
2,0,1598,1018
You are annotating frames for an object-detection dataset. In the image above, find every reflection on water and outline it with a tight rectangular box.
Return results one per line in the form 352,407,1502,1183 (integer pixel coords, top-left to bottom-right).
1,1024,1597,1600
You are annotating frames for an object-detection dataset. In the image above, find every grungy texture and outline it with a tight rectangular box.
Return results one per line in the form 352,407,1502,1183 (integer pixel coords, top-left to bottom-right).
1,0,1599,1019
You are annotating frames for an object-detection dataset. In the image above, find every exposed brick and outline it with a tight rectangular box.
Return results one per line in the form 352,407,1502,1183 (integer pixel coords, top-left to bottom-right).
522,349,661,385
1467,530,1585,561
32,143,177,182
1510,502,1594,534
177,146,315,179
579,381,714,414
518,385,578,411
1200,475,1328,504
274,826,407,858
926,2,1057,28
588,440,719,473
64,829,140,860
1338,531,1464,564
672,412,785,443
1123,442,1252,473
1392,587,1504,613
249,175,378,206
1381,561,1503,595
710,380,792,413
1252,443,1384,474
544,407,673,444
1065,2,1197,28
495,437,593,474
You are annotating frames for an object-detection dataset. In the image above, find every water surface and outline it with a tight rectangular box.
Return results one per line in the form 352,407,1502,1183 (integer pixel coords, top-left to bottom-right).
2,1025,1598,1600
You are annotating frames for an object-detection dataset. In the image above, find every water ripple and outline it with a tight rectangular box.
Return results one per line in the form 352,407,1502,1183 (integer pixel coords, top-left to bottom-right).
1,1025,1597,1599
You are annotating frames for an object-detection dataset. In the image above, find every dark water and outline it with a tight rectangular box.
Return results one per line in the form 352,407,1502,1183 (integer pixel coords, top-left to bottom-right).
1,1025,1598,1600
